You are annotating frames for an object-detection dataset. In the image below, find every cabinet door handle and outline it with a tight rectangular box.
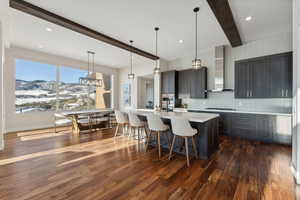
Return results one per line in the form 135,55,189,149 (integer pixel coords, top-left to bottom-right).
286,90,288,97
250,90,252,97
281,89,284,97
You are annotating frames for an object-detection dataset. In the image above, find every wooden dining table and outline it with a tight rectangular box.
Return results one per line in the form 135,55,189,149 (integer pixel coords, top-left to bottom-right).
60,108,114,135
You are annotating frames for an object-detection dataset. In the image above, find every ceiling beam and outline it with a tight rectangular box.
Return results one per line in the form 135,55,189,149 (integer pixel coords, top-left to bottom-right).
9,0,159,60
207,0,242,47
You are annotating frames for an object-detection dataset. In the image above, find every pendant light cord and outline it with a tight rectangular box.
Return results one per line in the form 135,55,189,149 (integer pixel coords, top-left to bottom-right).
195,10,198,60
155,27,159,67
92,52,95,74
130,40,133,74
87,51,90,75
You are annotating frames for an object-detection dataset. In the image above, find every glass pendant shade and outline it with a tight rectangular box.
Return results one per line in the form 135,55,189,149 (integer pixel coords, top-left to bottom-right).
128,73,135,79
192,58,202,70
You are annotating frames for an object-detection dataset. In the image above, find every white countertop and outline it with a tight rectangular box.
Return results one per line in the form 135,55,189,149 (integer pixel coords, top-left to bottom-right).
134,109,220,123
188,108,292,116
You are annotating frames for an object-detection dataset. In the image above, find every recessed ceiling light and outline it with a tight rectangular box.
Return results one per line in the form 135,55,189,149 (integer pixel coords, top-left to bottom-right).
179,40,184,44
46,27,53,32
245,16,252,21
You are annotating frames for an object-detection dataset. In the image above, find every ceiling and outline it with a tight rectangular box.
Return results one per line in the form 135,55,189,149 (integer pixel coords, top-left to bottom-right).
4,0,292,68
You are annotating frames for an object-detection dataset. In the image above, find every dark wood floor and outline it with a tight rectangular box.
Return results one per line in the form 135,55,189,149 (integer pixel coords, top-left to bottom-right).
0,127,299,200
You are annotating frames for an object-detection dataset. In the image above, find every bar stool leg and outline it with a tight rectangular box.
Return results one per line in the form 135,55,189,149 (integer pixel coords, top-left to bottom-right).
191,136,198,159
145,130,152,151
157,131,161,159
185,137,190,167
138,127,141,143
169,135,176,160
114,124,120,137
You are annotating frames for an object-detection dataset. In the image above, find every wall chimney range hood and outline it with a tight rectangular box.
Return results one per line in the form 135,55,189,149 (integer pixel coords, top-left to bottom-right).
207,46,234,92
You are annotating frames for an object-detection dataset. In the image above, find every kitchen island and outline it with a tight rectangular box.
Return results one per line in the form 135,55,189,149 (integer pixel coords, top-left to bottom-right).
134,110,220,160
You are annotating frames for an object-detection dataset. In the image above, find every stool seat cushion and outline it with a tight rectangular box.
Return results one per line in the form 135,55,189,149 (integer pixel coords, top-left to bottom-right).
170,116,198,137
147,113,169,132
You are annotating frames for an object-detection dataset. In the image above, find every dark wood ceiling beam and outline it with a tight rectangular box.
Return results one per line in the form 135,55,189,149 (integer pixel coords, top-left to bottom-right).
9,0,159,60
207,0,242,47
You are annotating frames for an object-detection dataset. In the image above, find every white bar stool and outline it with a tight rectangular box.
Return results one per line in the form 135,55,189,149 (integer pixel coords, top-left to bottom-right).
169,116,198,167
128,112,147,143
114,110,129,137
146,113,170,159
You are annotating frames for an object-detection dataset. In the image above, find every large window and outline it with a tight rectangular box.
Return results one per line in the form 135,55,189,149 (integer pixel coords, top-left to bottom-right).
58,66,90,110
15,59,112,113
15,59,57,113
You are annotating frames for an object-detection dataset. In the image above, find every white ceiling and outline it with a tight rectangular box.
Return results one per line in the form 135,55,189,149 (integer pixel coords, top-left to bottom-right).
4,0,292,68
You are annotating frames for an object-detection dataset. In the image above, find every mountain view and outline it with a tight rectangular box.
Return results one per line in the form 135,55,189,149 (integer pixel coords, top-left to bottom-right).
16,79,94,113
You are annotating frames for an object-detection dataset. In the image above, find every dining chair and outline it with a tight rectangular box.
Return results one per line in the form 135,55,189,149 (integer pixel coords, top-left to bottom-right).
115,110,129,137
128,112,147,143
169,116,198,167
146,113,170,159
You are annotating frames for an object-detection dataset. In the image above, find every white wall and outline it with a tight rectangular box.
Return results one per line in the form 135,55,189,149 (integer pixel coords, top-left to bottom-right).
292,0,300,184
118,59,168,111
168,32,292,112
4,46,119,133
0,22,4,149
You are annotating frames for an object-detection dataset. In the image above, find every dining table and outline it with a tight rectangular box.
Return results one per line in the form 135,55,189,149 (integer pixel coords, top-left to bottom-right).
60,108,114,135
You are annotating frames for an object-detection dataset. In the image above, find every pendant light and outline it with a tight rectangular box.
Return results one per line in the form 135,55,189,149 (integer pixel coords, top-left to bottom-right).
79,51,103,87
128,40,135,79
153,27,160,74
192,7,202,70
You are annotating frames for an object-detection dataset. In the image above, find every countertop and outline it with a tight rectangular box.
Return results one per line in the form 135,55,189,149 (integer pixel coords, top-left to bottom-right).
134,109,220,123
188,108,292,116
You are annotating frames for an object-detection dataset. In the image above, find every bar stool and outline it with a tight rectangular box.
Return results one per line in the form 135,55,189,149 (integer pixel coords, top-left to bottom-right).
169,116,198,167
146,113,170,159
128,112,147,143
114,110,129,137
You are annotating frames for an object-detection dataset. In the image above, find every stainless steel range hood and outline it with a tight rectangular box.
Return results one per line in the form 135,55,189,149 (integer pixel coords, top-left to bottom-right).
207,46,233,92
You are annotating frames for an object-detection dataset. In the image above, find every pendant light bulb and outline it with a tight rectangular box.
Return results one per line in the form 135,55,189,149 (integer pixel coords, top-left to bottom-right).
192,7,202,70
154,27,160,74
128,40,135,80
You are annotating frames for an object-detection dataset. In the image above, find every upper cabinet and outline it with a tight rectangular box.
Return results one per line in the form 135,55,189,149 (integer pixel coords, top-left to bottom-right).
190,67,208,99
178,68,208,99
235,52,292,98
161,70,178,94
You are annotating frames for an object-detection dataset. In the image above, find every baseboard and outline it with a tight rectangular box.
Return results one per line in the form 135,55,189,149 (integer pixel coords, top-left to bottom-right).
291,165,300,184
5,123,54,134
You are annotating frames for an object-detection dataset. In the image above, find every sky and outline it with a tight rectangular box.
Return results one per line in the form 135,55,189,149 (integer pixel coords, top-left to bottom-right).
16,59,88,83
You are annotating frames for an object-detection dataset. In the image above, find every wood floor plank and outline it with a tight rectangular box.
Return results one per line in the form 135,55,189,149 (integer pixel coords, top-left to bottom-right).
0,128,298,200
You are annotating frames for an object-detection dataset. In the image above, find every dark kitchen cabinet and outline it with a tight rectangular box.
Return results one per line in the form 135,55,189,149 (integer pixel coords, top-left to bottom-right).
161,71,178,94
235,52,292,98
178,69,192,94
231,114,257,140
189,110,291,145
269,53,292,98
256,115,274,143
190,67,208,99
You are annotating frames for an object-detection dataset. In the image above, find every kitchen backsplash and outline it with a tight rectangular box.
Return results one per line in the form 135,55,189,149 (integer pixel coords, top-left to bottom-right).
180,92,292,113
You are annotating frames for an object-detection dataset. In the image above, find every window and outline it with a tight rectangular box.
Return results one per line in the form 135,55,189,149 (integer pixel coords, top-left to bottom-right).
59,67,112,111
15,59,57,113
15,59,112,113
59,66,89,111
